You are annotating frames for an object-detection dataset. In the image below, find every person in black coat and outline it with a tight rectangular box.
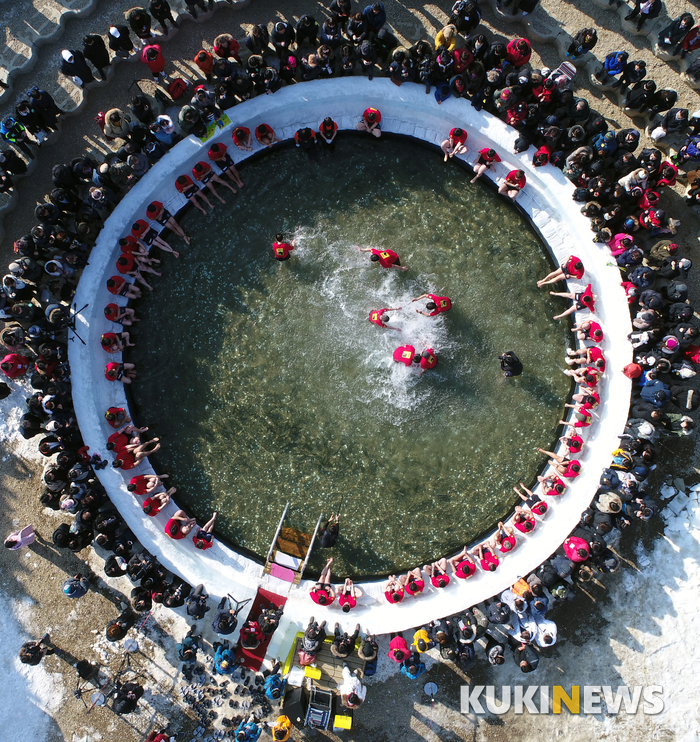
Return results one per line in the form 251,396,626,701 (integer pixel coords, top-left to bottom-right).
296,15,319,46
658,13,694,52
59,50,94,88
82,35,110,79
108,25,133,58
150,0,178,31
127,8,153,43
27,87,61,130
625,0,662,31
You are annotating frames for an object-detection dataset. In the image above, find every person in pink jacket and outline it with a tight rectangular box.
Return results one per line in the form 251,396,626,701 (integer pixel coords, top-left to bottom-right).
563,536,590,563
388,633,410,662
141,44,167,83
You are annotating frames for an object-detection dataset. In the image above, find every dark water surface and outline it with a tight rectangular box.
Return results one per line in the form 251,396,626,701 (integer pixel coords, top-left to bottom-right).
128,136,570,578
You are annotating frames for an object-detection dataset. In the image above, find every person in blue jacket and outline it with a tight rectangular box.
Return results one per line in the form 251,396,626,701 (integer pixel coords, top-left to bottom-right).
264,661,286,700
593,51,628,85
363,3,386,33
213,640,239,675
400,651,427,679
235,715,261,741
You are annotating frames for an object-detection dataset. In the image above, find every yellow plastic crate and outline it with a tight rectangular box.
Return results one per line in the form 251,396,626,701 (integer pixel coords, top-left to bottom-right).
333,715,353,730
304,666,322,680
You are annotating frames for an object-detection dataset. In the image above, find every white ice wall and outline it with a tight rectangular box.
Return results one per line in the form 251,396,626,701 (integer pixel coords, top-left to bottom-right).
68,79,632,642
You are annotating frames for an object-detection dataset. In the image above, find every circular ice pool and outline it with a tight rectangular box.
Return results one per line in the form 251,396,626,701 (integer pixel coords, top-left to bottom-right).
128,136,569,578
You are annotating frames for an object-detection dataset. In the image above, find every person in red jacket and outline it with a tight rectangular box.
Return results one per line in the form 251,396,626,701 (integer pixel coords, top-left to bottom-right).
498,169,526,200
105,406,130,428
255,123,278,147
272,234,295,261
146,201,190,246
175,174,214,214
388,633,410,662
106,275,142,299
393,344,416,366
208,142,244,188
537,255,585,286
141,44,167,83
357,246,408,271
0,353,30,378
194,49,214,80
412,293,451,316
192,161,236,203
105,361,136,384
104,303,138,326
356,107,381,138
213,33,241,63
239,618,264,648
100,331,133,353
440,127,468,162
232,126,253,151
471,147,501,183
563,536,590,563
368,306,402,331
418,348,437,375
506,38,531,67
192,512,217,550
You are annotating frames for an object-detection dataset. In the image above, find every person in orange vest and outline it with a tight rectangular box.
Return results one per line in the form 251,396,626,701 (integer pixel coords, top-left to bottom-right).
412,293,451,316
356,107,382,137
272,234,295,261
368,306,402,331
269,715,291,741
357,246,408,271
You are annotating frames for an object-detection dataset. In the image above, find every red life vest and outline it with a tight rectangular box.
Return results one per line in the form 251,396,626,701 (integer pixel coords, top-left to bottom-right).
420,349,437,370
564,255,584,279
429,295,451,315
369,309,389,327
455,560,476,579
107,276,126,295
371,248,398,268
175,175,195,193
130,475,148,495
273,242,293,260
393,345,415,366
116,253,135,274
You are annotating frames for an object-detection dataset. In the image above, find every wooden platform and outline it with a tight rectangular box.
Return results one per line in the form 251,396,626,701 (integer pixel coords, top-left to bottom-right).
287,635,365,693
276,526,313,559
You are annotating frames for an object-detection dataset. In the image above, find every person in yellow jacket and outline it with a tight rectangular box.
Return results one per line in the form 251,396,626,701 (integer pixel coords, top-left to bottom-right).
412,627,435,653
270,715,292,741
435,24,458,52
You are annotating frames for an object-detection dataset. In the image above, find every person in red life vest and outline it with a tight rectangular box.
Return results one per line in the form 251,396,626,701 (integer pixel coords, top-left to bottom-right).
551,283,596,319
318,116,338,145
105,406,130,428
471,147,501,183
104,302,138,326
537,472,566,497
232,126,253,151
338,578,363,613
100,330,134,354
192,511,217,550
560,406,593,429
165,509,197,540
240,618,264,649
105,361,136,384
512,504,537,533
393,344,416,366
116,253,160,292
255,123,278,147
143,488,174,516
175,174,214,214
310,557,336,606
192,161,236,204
412,293,451,317
498,169,526,200
567,387,600,411
566,345,606,373
447,546,477,579
400,567,425,597
141,44,168,83
538,448,582,479
118,235,148,259
107,275,142,299
107,429,130,454
273,233,296,261
563,536,590,563
368,306,402,331
418,348,437,376
536,255,585,287
146,201,190,245
492,522,517,554
559,432,584,456
294,127,316,151
132,218,179,256
357,246,408,271
572,318,604,344
424,558,450,588
356,107,382,138
384,574,404,604
564,364,602,388
472,542,499,572
0,353,30,378
440,127,468,162
388,633,410,662
128,472,168,495
208,142,244,189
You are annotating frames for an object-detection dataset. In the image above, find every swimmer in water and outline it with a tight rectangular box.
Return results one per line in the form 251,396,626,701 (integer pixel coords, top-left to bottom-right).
272,234,296,261
418,348,437,376
412,293,451,317
499,351,523,377
356,246,408,271
319,514,340,547
368,307,402,331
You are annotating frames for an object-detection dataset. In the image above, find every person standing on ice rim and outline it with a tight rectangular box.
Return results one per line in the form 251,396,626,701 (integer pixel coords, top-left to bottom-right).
272,234,295,261
357,245,408,271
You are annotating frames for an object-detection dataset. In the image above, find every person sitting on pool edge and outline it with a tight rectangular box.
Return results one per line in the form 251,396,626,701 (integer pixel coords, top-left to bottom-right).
498,169,526,200
193,512,217,550
165,509,197,540
272,233,295,261
536,255,585,287
412,293,451,316
356,107,382,137
499,351,522,377
309,557,336,606
357,245,408,271
441,127,468,162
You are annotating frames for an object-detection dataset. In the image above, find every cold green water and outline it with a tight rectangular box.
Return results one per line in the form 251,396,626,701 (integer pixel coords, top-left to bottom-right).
129,136,570,578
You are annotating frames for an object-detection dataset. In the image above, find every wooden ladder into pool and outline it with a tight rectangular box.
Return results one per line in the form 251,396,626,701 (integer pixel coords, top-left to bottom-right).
262,503,322,588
